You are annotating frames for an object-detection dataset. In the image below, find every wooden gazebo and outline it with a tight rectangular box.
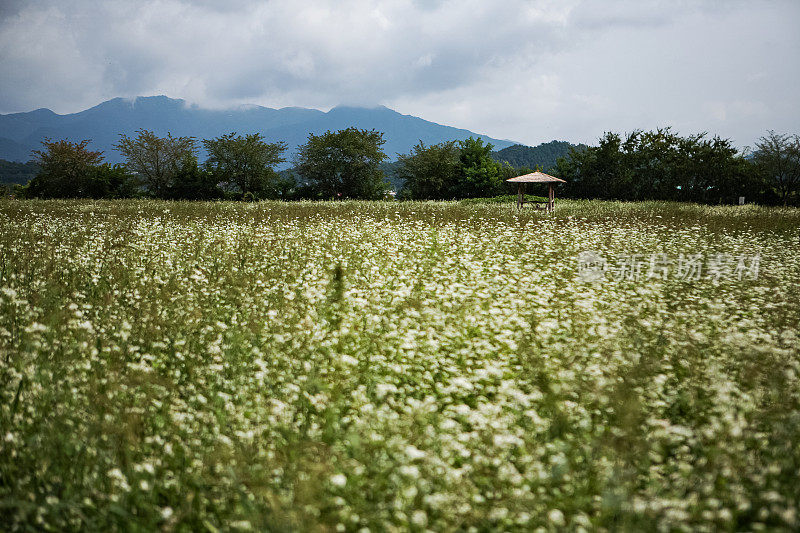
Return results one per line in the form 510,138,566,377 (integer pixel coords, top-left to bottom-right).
507,171,566,212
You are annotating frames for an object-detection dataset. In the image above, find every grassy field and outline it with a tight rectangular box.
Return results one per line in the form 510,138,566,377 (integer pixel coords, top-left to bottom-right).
1,199,799,531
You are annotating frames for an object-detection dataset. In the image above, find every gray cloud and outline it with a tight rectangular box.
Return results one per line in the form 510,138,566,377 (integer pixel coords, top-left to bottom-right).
0,0,797,147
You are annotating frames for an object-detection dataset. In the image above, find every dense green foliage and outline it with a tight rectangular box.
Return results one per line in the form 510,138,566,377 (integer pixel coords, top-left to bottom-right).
555,129,747,203
1,199,799,530
24,162,138,199
554,128,800,205
491,141,585,172
398,137,506,199
458,137,504,198
396,141,460,199
161,160,224,201
203,133,288,199
294,128,389,199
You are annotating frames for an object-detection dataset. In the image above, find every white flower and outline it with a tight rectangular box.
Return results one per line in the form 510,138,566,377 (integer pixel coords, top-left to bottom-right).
548,509,565,526
405,445,426,460
411,510,427,527
1,287,17,298
76,320,94,332
24,322,48,333
399,465,420,478
340,354,358,366
330,473,347,487
375,383,397,399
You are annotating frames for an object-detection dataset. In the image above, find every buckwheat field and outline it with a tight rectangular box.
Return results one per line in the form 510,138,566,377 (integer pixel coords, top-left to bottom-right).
1,199,799,532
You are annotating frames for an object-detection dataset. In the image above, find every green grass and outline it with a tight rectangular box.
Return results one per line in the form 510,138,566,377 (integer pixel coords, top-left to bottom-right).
1,199,799,531
460,194,549,204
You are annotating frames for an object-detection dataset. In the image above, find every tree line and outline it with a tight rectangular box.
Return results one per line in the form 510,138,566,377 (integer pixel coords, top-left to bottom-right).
555,129,800,206
13,127,800,206
18,128,390,200
401,129,800,205
17,128,510,201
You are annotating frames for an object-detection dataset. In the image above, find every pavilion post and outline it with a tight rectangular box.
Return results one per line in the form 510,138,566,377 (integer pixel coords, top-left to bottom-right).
517,184,524,208
548,184,554,212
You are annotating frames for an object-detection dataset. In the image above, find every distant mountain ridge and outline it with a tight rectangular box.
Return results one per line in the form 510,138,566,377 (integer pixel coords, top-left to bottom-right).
0,96,518,165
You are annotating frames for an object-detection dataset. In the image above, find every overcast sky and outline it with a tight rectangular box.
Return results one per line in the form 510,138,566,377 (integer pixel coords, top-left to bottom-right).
0,0,798,148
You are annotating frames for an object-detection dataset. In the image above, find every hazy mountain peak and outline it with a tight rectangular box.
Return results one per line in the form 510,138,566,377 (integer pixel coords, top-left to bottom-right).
329,104,394,113
0,96,519,164
29,108,57,116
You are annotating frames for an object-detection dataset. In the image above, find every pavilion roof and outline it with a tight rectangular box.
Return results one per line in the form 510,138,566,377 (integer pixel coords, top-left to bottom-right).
506,171,566,183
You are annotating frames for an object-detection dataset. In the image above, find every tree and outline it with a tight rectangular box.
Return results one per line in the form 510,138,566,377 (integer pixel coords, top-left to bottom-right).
82,164,140,199
397,141,460,200
676,134,749,204
557,133,622,200
294,128,388,199
752,131,800,206
114,129,198,198
164,156,223,200
24,138,104,198
202,133,287,198
457,137,503,198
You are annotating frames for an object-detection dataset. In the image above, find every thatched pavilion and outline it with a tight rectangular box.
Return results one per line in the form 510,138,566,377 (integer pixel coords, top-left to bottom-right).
507,171,566,212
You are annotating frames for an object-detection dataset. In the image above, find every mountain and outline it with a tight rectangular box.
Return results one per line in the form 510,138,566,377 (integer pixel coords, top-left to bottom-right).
490,140,588,172
0,137,34,162
0,96,517,165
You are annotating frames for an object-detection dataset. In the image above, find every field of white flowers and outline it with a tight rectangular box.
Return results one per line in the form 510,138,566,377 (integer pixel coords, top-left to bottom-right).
1,199,799,531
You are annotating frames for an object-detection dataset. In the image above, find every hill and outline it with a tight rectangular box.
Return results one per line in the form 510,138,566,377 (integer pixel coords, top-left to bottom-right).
0,159,39,185
490,140,587,172
0,96,517,165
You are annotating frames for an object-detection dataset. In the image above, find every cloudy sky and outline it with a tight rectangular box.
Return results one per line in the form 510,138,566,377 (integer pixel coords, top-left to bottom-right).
0,0,798,148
